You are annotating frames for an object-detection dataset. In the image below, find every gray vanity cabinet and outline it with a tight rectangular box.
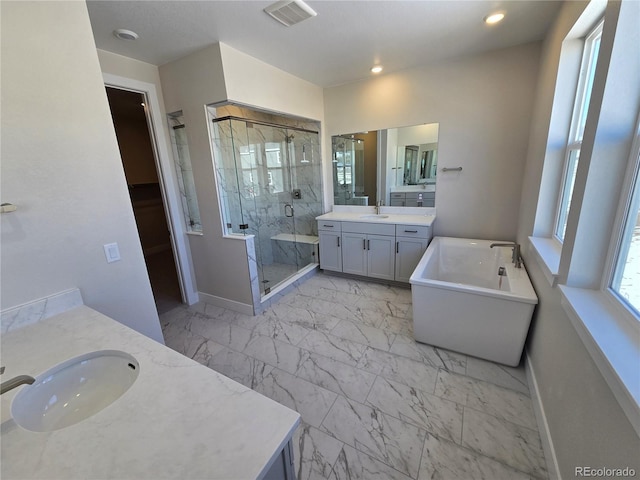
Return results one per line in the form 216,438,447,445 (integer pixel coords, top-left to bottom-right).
318,218,431,283
389,191,435,207
395,225,431,282
341,231,395,280
318,221,342,272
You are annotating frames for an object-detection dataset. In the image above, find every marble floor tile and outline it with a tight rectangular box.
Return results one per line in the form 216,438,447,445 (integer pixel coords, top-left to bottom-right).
419,432,532,480
293,422,344,480
297,330,367,366
330,320,396,351
268,303,342,334
165,330,226,365
234,310,312,346
288,295,381,326
462,408,547,479
255,369,337,428
186,314,256,353
160,274,546,480
435,370,537,430
366,376,463,444
390,335,467,374
295,353,376,403
207,346,274,390
377,314,414,336
329,445,413,480
321,395,426,478
243,335,310,375
466,356,530,395
356,347,439,393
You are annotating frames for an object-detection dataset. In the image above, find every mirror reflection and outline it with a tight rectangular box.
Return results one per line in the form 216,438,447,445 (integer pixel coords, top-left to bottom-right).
332,123,438,207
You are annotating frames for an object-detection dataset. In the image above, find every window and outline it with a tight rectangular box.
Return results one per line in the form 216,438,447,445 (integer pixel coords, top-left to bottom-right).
168,111,202,233
554,21,603,242
610,127,640,317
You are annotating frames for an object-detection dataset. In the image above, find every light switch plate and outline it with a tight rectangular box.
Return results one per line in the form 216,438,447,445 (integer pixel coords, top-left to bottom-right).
103,243,121,263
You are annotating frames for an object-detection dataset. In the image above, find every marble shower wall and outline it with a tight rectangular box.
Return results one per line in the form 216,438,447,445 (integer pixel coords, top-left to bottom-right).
208,105,323,288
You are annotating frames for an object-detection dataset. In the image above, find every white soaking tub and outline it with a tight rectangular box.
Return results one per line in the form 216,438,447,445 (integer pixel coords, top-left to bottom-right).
409,237,538,366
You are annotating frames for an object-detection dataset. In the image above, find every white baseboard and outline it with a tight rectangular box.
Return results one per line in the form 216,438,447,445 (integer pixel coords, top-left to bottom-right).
525,350,562,480
198,292,254,316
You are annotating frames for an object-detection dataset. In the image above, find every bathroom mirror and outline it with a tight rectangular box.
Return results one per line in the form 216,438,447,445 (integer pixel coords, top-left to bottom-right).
332,123,439,207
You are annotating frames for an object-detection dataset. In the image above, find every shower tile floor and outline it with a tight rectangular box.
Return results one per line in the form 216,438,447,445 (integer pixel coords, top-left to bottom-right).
160,272,548,480
260,262,299,294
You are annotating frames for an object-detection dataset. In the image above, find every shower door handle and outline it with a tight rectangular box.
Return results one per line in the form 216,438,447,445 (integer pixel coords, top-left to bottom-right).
284,203,294,217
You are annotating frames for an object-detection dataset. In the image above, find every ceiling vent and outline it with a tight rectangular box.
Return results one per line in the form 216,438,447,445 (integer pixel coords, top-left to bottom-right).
264,0,317,27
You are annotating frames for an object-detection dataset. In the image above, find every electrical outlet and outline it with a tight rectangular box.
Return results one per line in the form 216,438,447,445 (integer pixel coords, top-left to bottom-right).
103,243,121,263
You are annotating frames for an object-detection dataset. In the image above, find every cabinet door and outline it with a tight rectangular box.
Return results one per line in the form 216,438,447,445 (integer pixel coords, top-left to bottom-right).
395,237,429,282
319,231,342,272
342,232,367,276
367,234,396,281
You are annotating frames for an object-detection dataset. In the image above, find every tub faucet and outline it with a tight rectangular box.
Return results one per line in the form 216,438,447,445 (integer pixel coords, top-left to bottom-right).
375,200,383,215
0,366,35,395
490,242,522,268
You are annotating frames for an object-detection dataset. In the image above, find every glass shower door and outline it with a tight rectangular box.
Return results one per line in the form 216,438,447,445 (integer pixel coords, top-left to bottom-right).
245,123,299,294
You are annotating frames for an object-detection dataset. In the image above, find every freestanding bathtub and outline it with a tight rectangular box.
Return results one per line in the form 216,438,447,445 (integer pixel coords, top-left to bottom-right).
409,237,538,366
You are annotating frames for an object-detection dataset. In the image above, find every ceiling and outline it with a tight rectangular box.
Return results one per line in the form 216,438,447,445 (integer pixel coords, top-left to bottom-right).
87,0,562,88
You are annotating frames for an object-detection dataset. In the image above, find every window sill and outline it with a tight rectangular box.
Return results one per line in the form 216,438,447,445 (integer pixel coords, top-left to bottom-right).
528,236,561,287
559,285,640,436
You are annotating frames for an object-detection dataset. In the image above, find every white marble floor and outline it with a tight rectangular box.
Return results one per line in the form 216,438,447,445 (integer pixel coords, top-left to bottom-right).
160,272,548,480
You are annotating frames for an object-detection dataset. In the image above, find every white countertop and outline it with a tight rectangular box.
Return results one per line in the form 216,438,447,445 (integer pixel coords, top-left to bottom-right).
317,206,435,227
0,306,300,479
390,185,436,193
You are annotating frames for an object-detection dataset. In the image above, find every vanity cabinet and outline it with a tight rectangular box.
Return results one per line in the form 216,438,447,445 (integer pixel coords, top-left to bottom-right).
389,191,435,207
318,221,342,272
395,225,431,282
342,232,395,280
318,219,431,282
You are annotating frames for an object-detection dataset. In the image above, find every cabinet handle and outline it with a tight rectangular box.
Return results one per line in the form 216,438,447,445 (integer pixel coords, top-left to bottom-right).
323,224,334,227
363,239,366,250
404,230,418,233
337,237,340,247
367,239,370,250
396,242,399,253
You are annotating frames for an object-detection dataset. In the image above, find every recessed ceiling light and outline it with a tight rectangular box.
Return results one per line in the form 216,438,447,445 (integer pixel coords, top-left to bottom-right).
371,66,383,74
484,12,505,24
113,29,139,41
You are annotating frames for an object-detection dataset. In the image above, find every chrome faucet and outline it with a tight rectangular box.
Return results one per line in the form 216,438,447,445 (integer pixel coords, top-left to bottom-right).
375,200,384,215
490,242,522,268
0,366,35,395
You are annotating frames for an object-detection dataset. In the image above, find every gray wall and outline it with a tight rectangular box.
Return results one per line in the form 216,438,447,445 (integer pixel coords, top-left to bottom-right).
1,1,163,342
517,1,640,477
324,42,542,240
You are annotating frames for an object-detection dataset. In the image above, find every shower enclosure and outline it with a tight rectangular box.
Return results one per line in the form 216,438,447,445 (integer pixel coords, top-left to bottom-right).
332,136,366,205
210,115,322,297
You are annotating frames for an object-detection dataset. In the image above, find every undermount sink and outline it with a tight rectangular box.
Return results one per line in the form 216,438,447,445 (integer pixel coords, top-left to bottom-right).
11,350,139,432
360,214,390,219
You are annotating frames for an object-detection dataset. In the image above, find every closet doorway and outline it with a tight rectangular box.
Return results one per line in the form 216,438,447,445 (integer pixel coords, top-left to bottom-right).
106,86,182,314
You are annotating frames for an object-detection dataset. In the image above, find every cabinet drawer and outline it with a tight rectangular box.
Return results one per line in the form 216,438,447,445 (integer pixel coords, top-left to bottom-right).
317,220,342,232
390,192,405,199
342,221,395,236
395,224,430,237
405,192,422,200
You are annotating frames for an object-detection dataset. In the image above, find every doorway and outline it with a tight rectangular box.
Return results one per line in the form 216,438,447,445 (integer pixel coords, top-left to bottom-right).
106,86,182,314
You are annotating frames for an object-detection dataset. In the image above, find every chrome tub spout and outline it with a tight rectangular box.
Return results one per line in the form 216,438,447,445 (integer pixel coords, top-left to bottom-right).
490,242,522,268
